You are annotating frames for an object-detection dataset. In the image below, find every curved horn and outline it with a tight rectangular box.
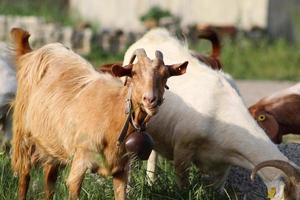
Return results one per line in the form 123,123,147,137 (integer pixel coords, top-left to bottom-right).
128,48,148,64
251,160,300,182
153,50,164,66
128,54,136,65
155,50,163,61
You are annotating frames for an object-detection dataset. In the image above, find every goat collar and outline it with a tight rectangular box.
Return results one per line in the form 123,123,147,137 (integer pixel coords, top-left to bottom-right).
117,86,147,145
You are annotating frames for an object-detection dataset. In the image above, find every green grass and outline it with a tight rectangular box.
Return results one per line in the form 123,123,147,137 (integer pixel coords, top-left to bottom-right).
91,31,300,80
91,35,300,81
191,37,300,81
83,43,125,67
0,2,298,198
191,2,300,81
0,153,231,200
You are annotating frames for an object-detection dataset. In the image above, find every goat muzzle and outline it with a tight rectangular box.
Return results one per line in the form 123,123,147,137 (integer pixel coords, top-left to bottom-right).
117,86,154,160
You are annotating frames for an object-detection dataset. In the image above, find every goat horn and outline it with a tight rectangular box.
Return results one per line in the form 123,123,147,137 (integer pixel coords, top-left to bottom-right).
129,48,148,64
155,50,163,62
251,160,300,182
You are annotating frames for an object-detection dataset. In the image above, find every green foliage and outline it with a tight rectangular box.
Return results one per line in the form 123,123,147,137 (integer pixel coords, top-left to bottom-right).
0,0,299,80
0,0,74,26
89,34,300,80
192,37,300,80
84,42,125,67
0,154,232,200
140,6,172,22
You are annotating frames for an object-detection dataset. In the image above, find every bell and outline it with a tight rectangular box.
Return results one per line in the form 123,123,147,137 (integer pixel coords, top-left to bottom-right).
125,131,154,160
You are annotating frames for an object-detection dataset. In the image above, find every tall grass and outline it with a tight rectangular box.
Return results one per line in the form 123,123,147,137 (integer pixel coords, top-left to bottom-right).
0,153,230,200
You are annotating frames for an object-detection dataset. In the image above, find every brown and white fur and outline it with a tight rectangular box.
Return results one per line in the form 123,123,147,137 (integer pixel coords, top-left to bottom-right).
191,29,223,70
124,28,300,200
249,83,300,144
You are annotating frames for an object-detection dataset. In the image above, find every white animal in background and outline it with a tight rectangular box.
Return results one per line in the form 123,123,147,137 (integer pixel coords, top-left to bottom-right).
122,28,300,200
0,42,16,150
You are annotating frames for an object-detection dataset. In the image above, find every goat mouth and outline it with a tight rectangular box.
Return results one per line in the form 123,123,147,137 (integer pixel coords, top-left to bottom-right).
142,105,159,116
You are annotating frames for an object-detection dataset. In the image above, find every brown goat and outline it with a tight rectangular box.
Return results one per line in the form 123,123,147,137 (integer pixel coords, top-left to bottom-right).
249,83,300,144
97,29,222,74
191,29,223,70
11,27,188,200
197,24,237,39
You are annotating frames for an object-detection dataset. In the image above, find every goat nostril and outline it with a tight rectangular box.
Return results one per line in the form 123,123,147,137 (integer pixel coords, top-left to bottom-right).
143,96,147,101
150,96,156,103
142,95,157,105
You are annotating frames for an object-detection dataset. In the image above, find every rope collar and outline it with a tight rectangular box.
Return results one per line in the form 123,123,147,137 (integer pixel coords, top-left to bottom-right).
117,86,146,145
117,80,169,146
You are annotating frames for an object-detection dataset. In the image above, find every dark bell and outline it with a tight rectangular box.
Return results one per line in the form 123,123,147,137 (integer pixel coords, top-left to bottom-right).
125,131,154,160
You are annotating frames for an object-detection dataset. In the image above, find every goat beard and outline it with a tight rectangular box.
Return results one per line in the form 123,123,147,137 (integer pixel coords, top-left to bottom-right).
140,104,159,117
143,97,164,117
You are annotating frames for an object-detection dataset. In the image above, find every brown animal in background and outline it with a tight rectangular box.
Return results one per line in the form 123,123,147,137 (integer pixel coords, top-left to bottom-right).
197,24,237,39
10,27,188,200
191,29,223,70
249,83,300,144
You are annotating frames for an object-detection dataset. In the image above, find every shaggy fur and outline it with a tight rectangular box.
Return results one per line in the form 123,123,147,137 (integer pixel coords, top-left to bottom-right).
11,28,186,200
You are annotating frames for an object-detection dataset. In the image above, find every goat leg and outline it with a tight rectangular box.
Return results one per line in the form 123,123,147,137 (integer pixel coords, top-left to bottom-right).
18,171,30,200
43,164,59,200
174,148,192,189
146,150,158,185
66,152,88,200
207,165,231,193
113,168,129,200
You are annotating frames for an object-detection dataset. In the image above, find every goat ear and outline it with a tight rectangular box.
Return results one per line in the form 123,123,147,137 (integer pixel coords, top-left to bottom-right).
168,61,188,76
97,62,123,75
111,64,132,77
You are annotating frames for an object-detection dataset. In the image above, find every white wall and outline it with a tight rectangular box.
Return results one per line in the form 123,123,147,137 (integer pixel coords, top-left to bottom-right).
69,0,292,40
70,0,270,30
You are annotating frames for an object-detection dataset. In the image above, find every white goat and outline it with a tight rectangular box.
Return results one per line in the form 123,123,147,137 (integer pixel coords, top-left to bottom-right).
123,28,300,200
0,42,16,149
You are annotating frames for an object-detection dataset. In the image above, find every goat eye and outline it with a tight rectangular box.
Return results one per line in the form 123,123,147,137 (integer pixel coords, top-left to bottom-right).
257,114,266,122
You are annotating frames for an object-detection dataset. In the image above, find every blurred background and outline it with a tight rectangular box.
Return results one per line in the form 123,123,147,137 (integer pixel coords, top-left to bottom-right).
0,1,299,199
0,0,299,81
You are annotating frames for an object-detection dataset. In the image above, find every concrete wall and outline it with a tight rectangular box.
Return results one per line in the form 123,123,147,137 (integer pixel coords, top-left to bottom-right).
0,16,93,55
0,15,144,55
